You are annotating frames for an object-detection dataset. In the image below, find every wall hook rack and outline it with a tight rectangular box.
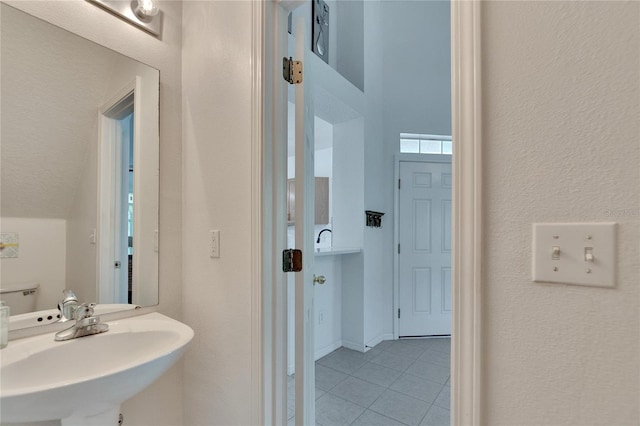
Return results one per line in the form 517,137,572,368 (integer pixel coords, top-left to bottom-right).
365,211,385,228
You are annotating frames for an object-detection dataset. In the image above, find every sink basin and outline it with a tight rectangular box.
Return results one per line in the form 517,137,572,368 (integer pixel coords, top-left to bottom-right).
0,312,193,424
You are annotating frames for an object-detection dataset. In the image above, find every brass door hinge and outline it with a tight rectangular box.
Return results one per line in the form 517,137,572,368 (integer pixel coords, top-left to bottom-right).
283,249,303,272
283,57,303,85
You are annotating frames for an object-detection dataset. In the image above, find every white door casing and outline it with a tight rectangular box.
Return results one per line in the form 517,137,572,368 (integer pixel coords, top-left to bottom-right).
398,159,452,337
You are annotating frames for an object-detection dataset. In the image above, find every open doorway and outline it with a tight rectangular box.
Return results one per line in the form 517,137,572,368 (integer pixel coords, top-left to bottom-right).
280,1,453,425
265,0,483,424
98,91,135,305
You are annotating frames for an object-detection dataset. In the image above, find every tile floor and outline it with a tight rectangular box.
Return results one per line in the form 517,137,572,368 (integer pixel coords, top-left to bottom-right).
288,338,450,426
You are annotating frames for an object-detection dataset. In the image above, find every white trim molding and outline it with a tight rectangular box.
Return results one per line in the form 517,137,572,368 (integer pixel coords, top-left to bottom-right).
250,0,265,424
262,1,291,424
451,1,483,425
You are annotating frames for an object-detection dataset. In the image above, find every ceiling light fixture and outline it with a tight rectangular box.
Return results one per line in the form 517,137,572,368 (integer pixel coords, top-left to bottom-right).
134,0,160,19
87,0,162,37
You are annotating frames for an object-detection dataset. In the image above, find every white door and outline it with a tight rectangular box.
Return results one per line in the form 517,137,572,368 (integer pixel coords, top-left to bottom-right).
398,160,452,336
291,12,316,426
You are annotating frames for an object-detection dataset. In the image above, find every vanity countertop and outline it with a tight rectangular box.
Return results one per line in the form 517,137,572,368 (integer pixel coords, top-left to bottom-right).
314,247,361,257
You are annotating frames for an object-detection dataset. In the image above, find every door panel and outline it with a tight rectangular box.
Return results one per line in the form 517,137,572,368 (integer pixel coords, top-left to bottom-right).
413,268,431,312
399,161,452,336
292,14,315,426
413,199,431,252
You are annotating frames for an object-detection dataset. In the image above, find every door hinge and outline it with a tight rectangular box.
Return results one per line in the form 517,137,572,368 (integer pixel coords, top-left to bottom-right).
283,57,303,85
398,179,401,190
283,249,303,272
398,244,400,254
398,308,401,319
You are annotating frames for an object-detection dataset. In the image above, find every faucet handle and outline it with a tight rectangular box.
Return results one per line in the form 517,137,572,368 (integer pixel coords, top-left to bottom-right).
74,303,96,321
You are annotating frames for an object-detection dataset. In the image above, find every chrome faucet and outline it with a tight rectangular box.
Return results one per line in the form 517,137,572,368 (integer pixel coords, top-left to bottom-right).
58,289,79,322
316,228,332,244
54,302,109,341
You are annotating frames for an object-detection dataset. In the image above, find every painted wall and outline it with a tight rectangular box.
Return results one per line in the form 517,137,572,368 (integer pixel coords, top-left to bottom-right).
181,1,255,424
481,1,639,424
313,255,343,356
0,218,66,312
335,0,364,91
65,123,98,305
381,1,451,138
333,118,365,249
1,1,184,424
361,0,389,347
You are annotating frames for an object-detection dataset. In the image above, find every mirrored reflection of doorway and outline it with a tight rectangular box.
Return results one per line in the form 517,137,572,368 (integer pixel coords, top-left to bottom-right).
99,90,135,305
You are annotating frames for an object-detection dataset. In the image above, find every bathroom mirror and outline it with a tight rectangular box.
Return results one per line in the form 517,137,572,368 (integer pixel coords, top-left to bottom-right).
0,4,160,327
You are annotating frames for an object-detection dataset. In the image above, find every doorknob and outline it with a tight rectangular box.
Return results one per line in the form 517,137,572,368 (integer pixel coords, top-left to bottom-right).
313,275,326,285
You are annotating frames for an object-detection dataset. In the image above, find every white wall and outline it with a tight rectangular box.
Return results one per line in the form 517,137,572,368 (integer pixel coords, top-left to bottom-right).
65,124,98,304
0,218,66,311
333,118,365,249
335,0,364,91
361,0,390,346
2,1,184,424
313,255,343,357
181,1,255,424
381,1,451,138
481,1,639,424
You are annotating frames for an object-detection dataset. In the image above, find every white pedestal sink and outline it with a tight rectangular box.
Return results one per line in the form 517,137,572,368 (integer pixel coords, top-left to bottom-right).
0,312,193,424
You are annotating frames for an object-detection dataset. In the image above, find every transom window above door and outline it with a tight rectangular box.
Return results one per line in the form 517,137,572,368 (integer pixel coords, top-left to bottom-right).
400,133,452,155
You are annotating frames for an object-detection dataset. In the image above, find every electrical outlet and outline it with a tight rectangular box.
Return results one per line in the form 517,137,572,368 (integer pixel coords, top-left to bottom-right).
210,230,220,258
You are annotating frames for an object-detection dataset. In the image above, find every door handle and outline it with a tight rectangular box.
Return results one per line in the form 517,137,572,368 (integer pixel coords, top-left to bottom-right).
313,275,326,285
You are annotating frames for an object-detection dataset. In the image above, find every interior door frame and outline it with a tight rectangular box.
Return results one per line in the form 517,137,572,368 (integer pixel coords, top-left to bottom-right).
450,1,482,424
393,153,453,340
97,80,137,305
256,0,483,425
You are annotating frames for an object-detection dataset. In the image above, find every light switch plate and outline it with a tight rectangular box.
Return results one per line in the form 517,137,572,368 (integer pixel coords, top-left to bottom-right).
532,222,616,288
210,230,220,258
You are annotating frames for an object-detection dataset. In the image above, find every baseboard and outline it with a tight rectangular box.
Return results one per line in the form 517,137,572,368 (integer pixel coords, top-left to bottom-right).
287,340,343,375
342,339,365,353
366,333,394,350
315,340,342,360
